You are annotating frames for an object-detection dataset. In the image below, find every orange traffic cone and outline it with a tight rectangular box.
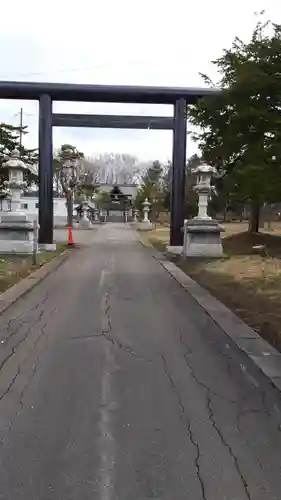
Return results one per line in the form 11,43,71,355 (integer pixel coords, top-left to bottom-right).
67,227,74,246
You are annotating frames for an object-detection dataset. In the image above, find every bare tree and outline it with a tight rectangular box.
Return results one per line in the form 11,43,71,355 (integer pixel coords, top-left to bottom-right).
54,144,84,227
88,153,146,185
80,157,103,184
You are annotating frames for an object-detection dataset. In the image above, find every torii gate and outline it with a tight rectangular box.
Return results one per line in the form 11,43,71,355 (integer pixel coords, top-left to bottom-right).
0,81,219,246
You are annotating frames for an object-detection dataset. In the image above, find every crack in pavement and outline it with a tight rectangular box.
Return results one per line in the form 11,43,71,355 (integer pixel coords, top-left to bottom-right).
100,292,151,362
235,403,281,472
0,305,49,377
180,330,280,436
161,354,207,500
0,306,57,403
2,292,50,337
179,332,267,410
179,333,252,500
179,333,238,405
0,293,51,370
0,289,58,362
18,307,59,408
0,307,58,448
179,325,281,485
261,391,273,420
101,333,152,362
0,366,20,404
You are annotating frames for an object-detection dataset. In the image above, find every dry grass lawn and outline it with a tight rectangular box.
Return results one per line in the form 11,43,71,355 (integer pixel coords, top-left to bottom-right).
0,243,68,294
144,222,281,352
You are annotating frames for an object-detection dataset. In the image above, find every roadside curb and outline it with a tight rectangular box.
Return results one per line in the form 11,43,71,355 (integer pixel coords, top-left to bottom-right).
0,250,70,316
137,231,281,392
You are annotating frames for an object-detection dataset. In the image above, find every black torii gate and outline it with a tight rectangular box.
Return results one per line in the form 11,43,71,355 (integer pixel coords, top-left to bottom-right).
0,81,219,246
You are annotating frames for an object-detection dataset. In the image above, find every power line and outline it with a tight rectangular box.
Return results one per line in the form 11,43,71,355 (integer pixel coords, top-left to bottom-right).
0,55,182,80
0,58,151,79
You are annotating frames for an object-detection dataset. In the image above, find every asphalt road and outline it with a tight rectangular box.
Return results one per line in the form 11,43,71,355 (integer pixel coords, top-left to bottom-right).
0,223,281,500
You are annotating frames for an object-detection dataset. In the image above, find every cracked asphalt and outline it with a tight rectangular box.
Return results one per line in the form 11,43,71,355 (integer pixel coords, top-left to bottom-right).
0,223,281,499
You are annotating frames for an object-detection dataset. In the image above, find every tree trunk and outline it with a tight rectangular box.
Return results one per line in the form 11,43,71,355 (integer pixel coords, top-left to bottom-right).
248,202,260,233
223,203,228,221
66,190,73,227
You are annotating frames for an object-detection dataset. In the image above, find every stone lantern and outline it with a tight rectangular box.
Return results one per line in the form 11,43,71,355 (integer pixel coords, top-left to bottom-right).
137,198,153,230
142,198,150,223
78,194,92,229
3,149,29,212
182,162,224,257
192,163,217,220
0,149,35,254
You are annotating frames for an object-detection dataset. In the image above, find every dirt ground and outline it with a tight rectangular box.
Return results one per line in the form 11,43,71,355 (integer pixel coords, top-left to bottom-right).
0,244,68,293
144,222,281,353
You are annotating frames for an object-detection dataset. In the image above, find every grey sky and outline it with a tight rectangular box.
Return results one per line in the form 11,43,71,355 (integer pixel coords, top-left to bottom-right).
1,0,280,162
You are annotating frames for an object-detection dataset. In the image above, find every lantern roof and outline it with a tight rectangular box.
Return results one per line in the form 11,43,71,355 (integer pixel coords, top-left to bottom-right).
3,149,29,171
192,162,216,175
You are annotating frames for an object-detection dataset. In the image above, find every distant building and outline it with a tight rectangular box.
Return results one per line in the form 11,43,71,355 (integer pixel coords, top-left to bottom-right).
0,183,139,225
0,190,68,226
97,183,138,200
97,183,138,222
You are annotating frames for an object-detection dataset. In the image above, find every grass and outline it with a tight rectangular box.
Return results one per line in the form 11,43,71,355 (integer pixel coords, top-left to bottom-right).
0,243,68,294
142,222,281,353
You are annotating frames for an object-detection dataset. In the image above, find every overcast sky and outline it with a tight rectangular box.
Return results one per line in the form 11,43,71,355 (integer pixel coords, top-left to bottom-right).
1,0,280,162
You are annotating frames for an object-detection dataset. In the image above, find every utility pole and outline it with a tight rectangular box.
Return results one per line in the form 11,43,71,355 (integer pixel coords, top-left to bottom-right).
14,108,33,157
19,107,23,154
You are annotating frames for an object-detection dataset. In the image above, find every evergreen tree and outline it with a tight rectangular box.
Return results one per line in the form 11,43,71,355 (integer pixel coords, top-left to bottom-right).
0,123,38,191
187,17,281,232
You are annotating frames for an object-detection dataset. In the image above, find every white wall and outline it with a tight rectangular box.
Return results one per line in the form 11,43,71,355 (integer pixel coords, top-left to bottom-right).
0,196,68,226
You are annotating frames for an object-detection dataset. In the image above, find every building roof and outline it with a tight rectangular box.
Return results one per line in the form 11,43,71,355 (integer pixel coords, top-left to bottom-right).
98,183,138,199
22,190,64,199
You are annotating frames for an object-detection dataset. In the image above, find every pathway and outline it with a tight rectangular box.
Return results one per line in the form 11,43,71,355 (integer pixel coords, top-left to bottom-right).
0,223,280,499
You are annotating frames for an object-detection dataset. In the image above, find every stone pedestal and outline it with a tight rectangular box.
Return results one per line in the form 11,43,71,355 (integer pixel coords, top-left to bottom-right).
183,219,224,257
137,221,153,231
39,243,57,252
165,245,183,256
78,202,92,229
0,212,35,254
79,213,92,229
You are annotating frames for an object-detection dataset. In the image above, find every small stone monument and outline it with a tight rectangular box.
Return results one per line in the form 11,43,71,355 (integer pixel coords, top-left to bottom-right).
79,201,92,229
124,208,128,223
132,209,138,223
143,198,150,222
183,163,224,257
0,149,35,254
93,208,99,222
137,198,153,231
